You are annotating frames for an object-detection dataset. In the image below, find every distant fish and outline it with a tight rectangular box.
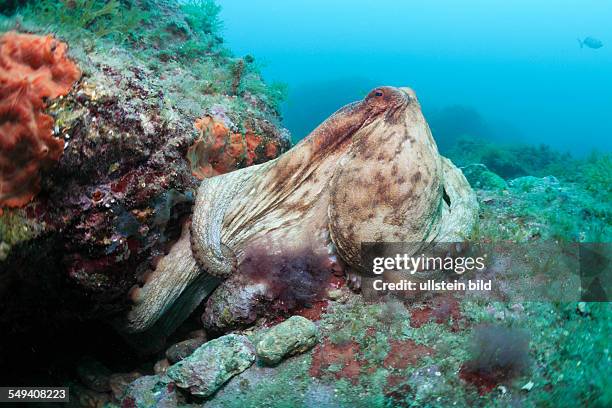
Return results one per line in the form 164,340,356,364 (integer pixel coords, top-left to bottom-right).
578,37,603,49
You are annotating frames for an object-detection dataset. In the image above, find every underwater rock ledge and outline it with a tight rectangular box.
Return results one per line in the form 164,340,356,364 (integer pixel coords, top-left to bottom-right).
0,0,290,352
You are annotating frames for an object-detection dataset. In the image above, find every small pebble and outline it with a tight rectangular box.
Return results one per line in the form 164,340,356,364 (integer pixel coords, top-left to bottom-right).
327,289,343,300
153,358,170,375
577,302,589,316
166,337,207,364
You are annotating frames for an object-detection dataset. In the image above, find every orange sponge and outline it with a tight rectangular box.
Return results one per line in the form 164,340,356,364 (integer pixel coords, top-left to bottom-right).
187,115,281,179
0,32,81,207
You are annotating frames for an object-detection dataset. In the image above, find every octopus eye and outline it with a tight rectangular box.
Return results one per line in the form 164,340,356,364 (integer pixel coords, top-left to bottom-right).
375,90,384,97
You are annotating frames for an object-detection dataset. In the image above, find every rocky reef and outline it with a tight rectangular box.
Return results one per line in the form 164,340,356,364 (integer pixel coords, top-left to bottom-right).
0,0,289,377
118,158,610,408
1,1,610,408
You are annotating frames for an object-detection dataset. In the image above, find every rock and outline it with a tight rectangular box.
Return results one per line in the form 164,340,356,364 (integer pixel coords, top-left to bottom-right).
165,337,207,364
509,175,558,193
542,175,559,184
304,381,342,408
154,358,170,375
510,303,525,314
187,329,207,340
166,334,255,397
109,372,143,401
256,316,319,366
409,365,447,402
70,382,112,408
521,380,535,391
0,0,291,343
577,302,589,316
121,375,178,408
201,359,279,403
0,242,10,262
202,278,268,332
76,357,112,393
461,164,508,190
327,289,343,300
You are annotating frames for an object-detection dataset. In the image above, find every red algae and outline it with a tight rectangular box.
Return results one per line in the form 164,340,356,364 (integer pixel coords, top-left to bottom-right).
309,339,362,384
459,363,500,395
383,339,434,370
409,294,463,331
293,299,328,321
384,374,412,407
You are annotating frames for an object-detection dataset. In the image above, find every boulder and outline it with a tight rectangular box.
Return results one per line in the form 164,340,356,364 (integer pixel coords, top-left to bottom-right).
461,164,508,190
509,175,559,193
256,316,319,365
165,337,207,364
121,375,178,408
166,334,255,397
109,371,143,401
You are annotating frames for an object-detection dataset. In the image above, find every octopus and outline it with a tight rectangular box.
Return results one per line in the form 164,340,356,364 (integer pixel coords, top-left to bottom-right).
121,86,478,338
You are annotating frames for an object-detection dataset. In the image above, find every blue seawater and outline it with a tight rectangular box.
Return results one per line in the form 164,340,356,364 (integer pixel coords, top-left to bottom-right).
219,0,612,156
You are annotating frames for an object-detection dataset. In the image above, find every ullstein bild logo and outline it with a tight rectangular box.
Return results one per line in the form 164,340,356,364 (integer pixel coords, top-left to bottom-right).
360,242,611,302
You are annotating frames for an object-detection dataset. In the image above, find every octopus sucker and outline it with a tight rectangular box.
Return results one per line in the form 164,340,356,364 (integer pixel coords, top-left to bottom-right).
120,86,478,336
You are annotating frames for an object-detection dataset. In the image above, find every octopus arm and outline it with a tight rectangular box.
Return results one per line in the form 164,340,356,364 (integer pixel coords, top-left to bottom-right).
122,222,219,334
435,157,479,241
190,164,258,278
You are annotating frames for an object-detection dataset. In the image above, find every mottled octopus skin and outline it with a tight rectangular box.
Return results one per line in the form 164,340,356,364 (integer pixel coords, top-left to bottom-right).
123,86,478,335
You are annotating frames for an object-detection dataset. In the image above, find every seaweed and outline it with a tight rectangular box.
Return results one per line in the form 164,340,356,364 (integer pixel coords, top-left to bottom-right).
447,135,574,180
464,325,531,380
580,152,612,198
22,0,144,41
181,0,223,36
528,302,612,407
5,0,288,115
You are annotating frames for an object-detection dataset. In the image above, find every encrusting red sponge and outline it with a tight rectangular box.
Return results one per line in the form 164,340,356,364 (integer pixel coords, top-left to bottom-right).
187,115,281,180
0,31,81,207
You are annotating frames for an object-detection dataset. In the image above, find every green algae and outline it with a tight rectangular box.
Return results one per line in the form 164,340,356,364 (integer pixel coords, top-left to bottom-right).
206,173,611,406
159,296,611,407
256,316,319,366
524,302,612,407
469,176,611,243
21,0,143,41
461,164,508,191
446,135,576,180
181,0,223,36
581,152,612,199
226,355,314,408
0,209,44,261
2,0,287,119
